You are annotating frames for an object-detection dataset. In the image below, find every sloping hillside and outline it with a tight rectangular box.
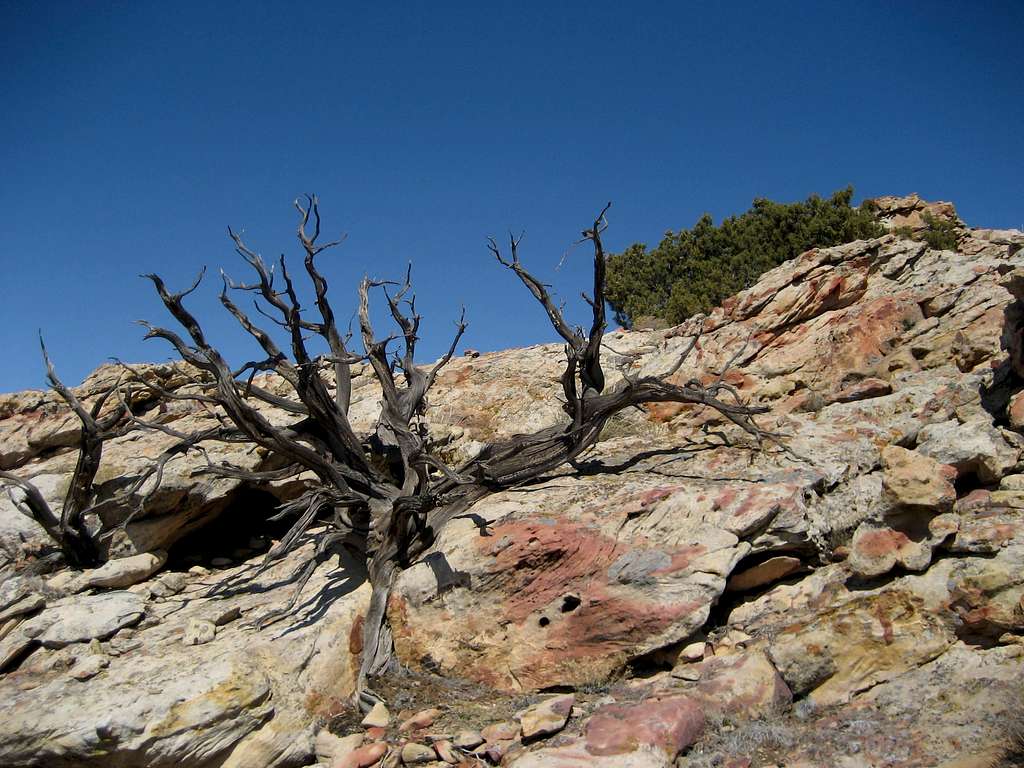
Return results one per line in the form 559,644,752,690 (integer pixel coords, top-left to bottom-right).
1,196,1024,767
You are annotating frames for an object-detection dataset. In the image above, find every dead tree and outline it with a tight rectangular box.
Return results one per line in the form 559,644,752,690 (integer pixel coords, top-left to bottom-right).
5,197,773,709
0,339,130,567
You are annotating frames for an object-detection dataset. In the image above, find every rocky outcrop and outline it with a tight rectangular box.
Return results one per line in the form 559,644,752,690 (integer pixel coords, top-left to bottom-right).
1,203,1024,766
0,543,369,768
870,192,962,232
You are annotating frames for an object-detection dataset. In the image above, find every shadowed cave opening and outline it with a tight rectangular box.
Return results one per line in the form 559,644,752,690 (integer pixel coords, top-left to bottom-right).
165,486,297,570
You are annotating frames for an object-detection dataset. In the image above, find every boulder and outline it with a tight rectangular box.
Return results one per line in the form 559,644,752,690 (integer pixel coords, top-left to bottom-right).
880,445,956,512
76,550,168,590
510,740,673,767
681,649,792,720
519,694,575,740
332,740,387,768
0,577,45,623
916,419,1019,484
0,652,272,766
400,742,436,764
481,720,519,743
0,540,371,768
453,730,484,750
767,588,956,706
360,701,390,728
1009,390,1024,430
847,513,958,577
583,697,703,759
398,707,441,732
69,654,109,680
314,730,362,763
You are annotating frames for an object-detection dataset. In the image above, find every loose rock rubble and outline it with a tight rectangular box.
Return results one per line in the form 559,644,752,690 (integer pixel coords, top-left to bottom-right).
1,196,1024,766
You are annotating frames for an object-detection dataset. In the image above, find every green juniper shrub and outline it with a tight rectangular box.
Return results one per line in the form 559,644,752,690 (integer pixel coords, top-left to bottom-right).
605,187,885,327
891,211,960,252
919,211,960,251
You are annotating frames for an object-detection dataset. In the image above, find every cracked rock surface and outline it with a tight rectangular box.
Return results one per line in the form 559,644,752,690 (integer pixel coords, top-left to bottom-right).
1,197,1024,766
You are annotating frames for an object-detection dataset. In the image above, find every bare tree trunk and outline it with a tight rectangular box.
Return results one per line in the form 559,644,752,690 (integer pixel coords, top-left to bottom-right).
5,197,775,710
1,338,129,568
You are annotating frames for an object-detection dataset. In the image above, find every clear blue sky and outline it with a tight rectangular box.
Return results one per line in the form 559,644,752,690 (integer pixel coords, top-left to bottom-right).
1,1,1021,392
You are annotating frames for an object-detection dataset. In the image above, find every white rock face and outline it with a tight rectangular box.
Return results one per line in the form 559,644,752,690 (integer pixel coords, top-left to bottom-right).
21,591,145,648
76,550,168,590
0,652,272,767
0,543,370,768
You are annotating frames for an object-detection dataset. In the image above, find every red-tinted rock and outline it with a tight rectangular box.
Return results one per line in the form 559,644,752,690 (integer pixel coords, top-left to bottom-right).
880,445,957,512
687,649,792,719
333,741,388,768
584,696,704,758
1009,391,1024,431
399,707,441,732
832,377,892,403
481,720,519,743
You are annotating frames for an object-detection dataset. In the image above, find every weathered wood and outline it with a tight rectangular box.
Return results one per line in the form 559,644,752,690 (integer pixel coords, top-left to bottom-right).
2,199,775,710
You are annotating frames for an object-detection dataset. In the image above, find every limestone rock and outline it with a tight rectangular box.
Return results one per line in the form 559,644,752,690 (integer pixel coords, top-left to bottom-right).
20,590,145,648
767,588,956,706
678,640,706,662
683,649,792,720
1009,391,1024,430
0,629,36,671
201,604,242,626
314,730,362,763
219,713,314,768
0,577,35,612
0,577,45,623
0,538,371,768
334,741,387,768
149,571,188,597
476,739,516,763
433,739,458,763
76,550,167,590
672,666,701,682
399,707,441,732
45,569,81,592
510,740,673,767
880,445,956,512
870,193,961,232
183,618,216,645
482,720,519,743
0,652,273,766
916,419,1019,484
453,730,484,750
360,701,390,728
520,694,574,740
0,592,43,623
847,513,958,577
584,697,703,759
400,742,436,764
767,645,1024,766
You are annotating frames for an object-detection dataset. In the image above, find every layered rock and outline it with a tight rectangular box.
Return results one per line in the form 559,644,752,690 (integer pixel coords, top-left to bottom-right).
1,204,1023,766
